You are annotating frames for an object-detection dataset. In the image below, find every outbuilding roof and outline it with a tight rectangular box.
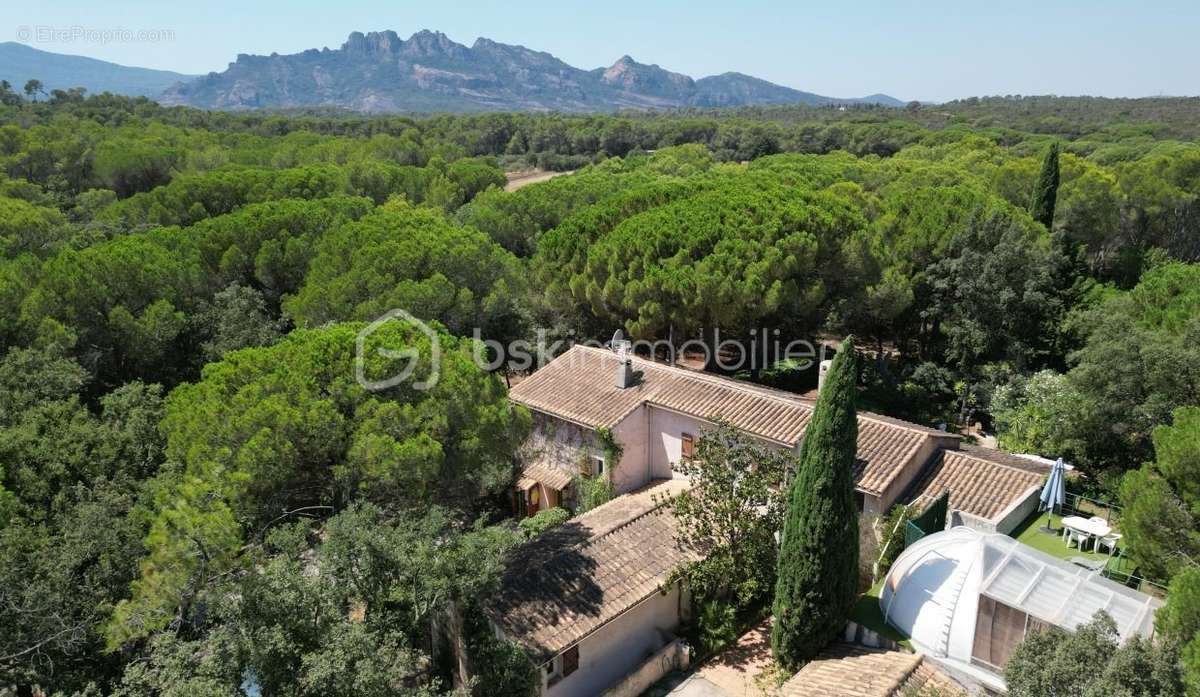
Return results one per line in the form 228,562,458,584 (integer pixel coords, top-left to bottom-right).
510,344,959,497
487,479,697,662
901,446,1047,522
778,643,965,697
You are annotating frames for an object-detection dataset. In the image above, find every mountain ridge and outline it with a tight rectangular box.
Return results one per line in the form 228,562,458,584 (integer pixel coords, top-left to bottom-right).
160,29,903,112
0,42,197,98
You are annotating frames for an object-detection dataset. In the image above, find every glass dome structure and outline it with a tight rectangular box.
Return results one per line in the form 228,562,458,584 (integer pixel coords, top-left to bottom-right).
879,527,1161,685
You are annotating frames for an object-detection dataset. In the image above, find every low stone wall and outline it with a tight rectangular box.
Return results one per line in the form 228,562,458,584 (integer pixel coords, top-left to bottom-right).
597,638,690,697
951,510,997,535
991,485,1042,536
950,485,1040,537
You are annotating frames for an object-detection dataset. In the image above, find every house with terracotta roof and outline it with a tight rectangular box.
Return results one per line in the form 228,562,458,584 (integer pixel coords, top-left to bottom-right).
509,344,971,518
488,480,698,697
493,343,1052,696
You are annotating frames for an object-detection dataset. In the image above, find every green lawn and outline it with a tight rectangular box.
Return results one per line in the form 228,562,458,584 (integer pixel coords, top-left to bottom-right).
1010,510,1119,571
850,578,912,649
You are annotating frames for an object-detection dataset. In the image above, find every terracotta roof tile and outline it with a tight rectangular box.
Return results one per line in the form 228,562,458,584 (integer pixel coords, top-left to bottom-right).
487,480,697,662
510,345,958,496
520,461,575,491
778,644,964,697
903,660,967,696
902,446,1046,521
852,418,930,496
958,444,1054,475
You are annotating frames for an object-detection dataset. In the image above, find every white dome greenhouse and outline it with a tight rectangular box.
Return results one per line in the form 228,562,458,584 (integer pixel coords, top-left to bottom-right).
879,527,1161,688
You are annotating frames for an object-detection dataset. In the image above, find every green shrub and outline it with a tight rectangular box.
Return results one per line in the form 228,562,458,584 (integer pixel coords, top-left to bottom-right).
695,599,740,656
518,507,569,539
574,475,614,514
1005,613,1184,697
875,504,914,581
464,604,538,697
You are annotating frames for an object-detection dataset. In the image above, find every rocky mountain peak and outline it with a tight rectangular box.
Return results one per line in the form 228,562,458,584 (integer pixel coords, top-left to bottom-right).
160,29,902,112
341,30,402,56
400,29,467,59
473,37,531,57
601,55,694,95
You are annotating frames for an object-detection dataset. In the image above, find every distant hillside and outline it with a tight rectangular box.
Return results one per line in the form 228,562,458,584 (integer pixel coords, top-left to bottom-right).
693,72,901,108
0,42,196,97
161,29,902,113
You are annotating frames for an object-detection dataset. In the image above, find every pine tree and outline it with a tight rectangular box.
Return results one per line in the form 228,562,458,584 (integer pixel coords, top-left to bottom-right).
1029,142,1060,229
771,336,860,669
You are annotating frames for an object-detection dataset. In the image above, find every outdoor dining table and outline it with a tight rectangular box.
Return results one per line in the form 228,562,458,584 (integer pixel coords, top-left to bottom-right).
1061,515,1111,552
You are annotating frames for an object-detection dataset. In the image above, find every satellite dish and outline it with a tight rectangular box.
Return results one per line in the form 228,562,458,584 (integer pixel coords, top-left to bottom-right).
609,328,632,360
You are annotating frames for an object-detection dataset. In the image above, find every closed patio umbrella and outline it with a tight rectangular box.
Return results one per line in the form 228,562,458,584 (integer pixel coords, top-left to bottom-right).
1038,457,1067,533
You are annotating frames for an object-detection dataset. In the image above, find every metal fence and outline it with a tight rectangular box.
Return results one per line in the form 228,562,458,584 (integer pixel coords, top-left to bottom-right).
1099,551,1169,596
872,491,945,582
1058,491,1119,522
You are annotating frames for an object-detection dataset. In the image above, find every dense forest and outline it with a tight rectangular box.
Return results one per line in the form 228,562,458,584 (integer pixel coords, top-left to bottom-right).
1,86,1198,695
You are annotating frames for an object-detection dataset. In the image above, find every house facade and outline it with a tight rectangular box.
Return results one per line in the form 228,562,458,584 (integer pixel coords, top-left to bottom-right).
508,344,969,517
514,411,599,516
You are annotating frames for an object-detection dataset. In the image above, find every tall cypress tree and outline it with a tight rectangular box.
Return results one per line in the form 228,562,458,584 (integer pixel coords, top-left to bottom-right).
771,336,860,669
1029,142,1060,229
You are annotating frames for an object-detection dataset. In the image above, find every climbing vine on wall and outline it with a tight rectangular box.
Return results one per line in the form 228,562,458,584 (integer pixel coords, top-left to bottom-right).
595,426,623,476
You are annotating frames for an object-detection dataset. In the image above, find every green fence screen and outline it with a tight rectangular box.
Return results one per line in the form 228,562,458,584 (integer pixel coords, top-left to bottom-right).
904,491,950,547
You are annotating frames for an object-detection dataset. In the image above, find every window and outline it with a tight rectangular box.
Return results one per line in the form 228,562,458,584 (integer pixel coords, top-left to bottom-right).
681,432,695,459
545,645,579,686
561,645,579,677
591,456,605,477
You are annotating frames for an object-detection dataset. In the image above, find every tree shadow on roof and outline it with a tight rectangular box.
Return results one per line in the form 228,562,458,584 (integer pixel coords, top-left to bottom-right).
491,520,606,655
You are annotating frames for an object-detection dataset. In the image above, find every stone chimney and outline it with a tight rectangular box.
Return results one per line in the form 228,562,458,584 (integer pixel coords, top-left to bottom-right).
817,359,833,393
611,328,635,389
615,356,635,389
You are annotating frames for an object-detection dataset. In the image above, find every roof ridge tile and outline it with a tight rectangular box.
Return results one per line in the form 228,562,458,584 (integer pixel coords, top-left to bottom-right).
569,343,953,436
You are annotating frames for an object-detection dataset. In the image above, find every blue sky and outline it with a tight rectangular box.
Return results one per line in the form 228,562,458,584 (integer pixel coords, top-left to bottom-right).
2,0,1196,102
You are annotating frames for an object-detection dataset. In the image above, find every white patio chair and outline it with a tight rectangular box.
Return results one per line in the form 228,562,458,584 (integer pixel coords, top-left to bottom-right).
1066,529,1091,550
1096,532,1122,555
